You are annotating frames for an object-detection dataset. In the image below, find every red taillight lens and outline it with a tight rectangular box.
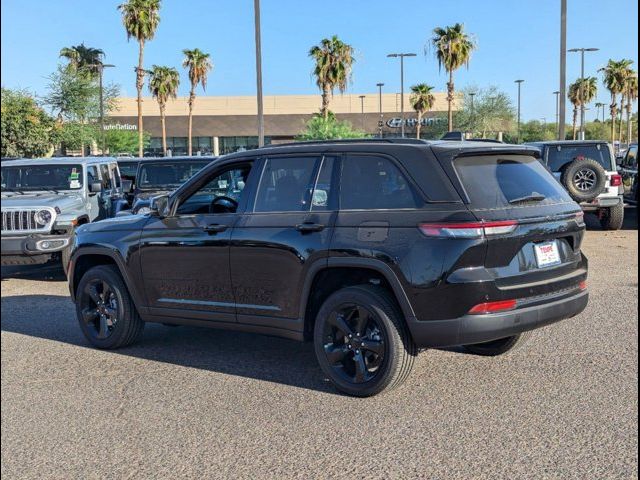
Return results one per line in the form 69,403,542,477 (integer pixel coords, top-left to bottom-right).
419,220,518,238
610,174,622,187
579,281,587,290
468,299,518,315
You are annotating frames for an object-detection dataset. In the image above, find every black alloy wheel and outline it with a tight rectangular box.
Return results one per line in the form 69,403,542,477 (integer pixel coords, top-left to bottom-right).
80,279,120,340
321,304,386,384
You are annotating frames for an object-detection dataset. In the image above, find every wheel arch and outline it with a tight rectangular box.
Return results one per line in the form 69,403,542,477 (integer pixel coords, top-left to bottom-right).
299,258,416,341
69,247,144,309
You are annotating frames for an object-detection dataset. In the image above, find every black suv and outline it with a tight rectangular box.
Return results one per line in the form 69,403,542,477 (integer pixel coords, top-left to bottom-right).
68,140,589,397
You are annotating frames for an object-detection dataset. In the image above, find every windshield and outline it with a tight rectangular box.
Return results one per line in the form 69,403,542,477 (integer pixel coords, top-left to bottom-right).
454,155,573,210
117,161,139,178
1,164,84,192
546,144,614,171
137,161,209,190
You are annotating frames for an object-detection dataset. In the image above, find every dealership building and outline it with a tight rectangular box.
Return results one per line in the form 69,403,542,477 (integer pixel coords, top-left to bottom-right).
107,92,453,156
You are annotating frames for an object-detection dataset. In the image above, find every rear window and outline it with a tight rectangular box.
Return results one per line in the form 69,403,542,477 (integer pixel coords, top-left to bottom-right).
546,144,614,172
454,155,573,210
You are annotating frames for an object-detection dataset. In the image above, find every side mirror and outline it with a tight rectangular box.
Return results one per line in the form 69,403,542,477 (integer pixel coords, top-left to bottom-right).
89,182,102,194
149,194,169,217
121,179,133,193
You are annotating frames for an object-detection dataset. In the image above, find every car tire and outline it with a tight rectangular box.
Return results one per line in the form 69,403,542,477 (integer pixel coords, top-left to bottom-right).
561,158,607,202
313,285,416,397
599,203,625,230
76,265,144,349
463,331,533,356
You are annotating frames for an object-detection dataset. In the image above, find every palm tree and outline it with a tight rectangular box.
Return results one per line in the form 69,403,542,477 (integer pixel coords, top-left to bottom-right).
430,23,476,132
148,66,180,156
568,81,581,140
409,84,436,139
118,0,161,158
600,59,634,143
624,74,638,143
182,48,213,156
309,36,355,119
59,43,104,78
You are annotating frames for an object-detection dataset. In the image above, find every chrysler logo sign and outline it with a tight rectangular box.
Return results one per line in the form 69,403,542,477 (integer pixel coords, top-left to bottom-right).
386,117,444,128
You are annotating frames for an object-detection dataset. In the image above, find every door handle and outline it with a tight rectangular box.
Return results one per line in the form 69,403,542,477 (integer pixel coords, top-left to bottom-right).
203,224,228,234
295,222,325,233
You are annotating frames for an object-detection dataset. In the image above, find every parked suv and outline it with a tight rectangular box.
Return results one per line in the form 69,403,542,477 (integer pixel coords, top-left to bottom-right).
68,140,588,396
128,157,215,214
1,157,127,274
527,141,624,229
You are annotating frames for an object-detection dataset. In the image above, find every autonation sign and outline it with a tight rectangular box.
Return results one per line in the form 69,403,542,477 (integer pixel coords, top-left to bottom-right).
104,124,137,131
386,117,444,128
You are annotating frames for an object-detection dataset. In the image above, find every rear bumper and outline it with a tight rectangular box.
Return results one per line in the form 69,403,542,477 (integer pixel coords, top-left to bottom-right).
580,195,623,210
407,289,588,348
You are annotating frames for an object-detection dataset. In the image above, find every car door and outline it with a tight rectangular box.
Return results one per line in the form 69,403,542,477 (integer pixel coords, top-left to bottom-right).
621,145,637,199
85,165,101,221
97,163,116,219
230,154,338,330
138,160,257,323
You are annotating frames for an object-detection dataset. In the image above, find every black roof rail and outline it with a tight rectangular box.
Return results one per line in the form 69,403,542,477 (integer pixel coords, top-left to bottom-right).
262,138,431,148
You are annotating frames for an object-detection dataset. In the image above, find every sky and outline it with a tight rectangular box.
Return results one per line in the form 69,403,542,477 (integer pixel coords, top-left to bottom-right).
1,0,638,121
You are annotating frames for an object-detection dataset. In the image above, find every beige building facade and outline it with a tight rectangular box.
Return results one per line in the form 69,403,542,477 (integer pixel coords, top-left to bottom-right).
108,92,456,155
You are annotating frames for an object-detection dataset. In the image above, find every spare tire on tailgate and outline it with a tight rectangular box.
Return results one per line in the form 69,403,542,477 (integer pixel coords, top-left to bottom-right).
560,157,607,202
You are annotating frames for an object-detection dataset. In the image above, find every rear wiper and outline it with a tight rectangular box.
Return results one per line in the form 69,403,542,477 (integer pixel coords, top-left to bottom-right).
509,193,546,204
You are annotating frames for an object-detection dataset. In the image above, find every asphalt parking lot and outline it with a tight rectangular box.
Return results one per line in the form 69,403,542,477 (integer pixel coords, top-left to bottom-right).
1,207,638,479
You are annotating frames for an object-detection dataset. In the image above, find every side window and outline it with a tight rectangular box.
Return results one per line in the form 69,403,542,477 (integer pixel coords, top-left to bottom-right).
176,164,253,215
99,164,114,190
625,147,637,169
110,163,122,188
340,155,420,210
254,157,319,212
86,166,99,185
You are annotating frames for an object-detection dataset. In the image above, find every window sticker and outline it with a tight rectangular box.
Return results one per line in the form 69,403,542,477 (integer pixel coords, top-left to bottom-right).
70,180,81,188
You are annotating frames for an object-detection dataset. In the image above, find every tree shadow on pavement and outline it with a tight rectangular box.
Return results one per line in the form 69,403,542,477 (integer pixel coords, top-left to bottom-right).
0,294,337,395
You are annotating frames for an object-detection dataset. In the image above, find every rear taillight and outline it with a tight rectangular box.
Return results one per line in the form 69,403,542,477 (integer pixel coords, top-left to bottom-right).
419,220,518,239
579,281,587,291
610,174,622,187
468,299,517,315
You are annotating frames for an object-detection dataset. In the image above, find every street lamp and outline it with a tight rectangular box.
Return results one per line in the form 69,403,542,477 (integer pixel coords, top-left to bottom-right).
559,0,568,140
376,83,384,138
254,0,264,147
359,95,366,132
515,79,525,143
387,52,416,138
553,91,560,138
568,47,599,140
469,92,477,134
88,62,115,155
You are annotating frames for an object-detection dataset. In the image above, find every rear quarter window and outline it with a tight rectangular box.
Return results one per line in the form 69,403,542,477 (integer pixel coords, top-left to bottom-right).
454,155,574,210
546,144,614,172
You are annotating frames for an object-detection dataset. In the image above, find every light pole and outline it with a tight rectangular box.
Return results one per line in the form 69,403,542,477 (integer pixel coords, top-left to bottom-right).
359,95,366,132
568,47,599,140
376,83,384,138
89,62,115,155
515,79,524,143
254,0,264,147
387,52,416,138
469,92,476,135
553,91,560,138
559,0,567,140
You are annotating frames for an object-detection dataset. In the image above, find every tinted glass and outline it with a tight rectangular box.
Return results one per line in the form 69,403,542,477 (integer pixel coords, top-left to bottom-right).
624,146,637,169
455,155,573,209
1,164,84,191
340,155,419,210
254,157,318,212
117,161,139,178
546,144,614,171
138,161,209,190
177,165,252,215
99,164,113,190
